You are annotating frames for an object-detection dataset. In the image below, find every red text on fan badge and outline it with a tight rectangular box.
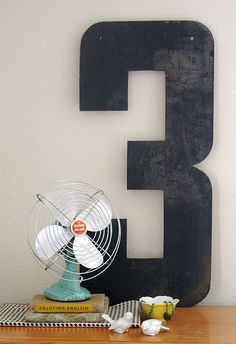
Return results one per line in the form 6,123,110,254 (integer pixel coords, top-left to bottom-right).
71,219,87,236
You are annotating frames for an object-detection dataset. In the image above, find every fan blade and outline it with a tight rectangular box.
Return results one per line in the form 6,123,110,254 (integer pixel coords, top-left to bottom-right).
73,235,103,269
35,225,72,260
37,192,77,227
79,199,112,232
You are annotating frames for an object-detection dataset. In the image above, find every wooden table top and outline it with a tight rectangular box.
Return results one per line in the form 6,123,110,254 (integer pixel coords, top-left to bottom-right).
0,306,235,343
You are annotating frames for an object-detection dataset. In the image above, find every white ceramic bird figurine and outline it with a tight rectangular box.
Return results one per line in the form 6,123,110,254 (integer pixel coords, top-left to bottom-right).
141,319,170,336
102,312,133,333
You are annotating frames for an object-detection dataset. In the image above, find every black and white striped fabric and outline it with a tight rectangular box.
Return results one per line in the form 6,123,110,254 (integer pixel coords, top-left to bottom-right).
0,300,140,327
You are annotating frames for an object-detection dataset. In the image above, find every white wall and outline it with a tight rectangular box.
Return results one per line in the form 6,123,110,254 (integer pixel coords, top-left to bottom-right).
0,0,236,305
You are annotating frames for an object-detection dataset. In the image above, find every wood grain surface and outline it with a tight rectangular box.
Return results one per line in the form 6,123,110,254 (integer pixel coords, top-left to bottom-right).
0,307,235,343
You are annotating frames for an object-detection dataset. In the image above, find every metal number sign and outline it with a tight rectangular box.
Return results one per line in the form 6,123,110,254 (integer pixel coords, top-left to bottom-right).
80,21,214,306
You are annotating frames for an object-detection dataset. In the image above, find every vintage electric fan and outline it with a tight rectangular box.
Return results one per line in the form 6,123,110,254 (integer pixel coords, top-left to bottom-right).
26,181,121,301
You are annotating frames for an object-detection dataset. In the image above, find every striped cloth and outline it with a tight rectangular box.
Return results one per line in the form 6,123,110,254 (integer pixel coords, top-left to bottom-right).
0,300,140,327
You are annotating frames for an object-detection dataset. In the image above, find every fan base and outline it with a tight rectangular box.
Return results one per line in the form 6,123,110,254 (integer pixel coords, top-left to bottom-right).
44,281,91,302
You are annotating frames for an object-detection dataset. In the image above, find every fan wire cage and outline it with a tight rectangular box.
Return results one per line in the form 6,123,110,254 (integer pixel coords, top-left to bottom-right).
26,181,121,292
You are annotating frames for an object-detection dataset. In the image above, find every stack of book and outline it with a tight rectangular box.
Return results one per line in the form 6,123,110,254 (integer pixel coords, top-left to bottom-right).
26,294,109,323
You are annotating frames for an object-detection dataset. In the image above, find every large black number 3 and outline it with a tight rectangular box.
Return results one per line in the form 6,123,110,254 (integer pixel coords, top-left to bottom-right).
80,21,214,306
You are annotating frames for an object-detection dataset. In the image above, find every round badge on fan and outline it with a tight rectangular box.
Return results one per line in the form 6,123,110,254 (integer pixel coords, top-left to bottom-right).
71,219,87,236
